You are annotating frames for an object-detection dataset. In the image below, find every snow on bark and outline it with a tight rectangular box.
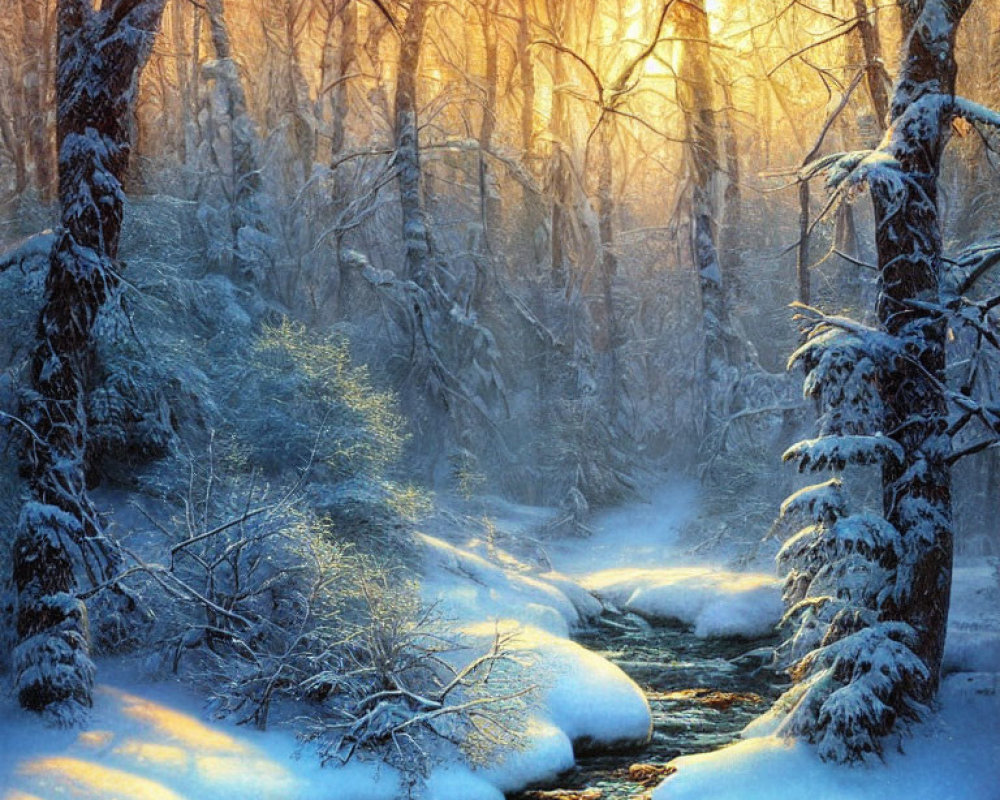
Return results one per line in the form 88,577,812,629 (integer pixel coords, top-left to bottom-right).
13,0,167,722
393,0,431,289
775,0,988,762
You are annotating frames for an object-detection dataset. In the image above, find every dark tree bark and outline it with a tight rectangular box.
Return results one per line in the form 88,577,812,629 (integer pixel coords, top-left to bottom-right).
596,124,617,333
329,0,357,162
870,0,972,694
718,74,742,283
329,0,358,317
201,0,264,282
171,0,194,164
853,0,890,129
545,0,571,288
204,0,235,61
548,127,570,288
477,0,501,257
0,97,28,196
13,0,166,722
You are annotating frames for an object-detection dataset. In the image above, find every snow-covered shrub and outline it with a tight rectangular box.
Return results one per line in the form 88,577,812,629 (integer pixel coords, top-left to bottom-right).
299,571,532,777
242,319,407,481
125,463,361,711
772,314,929,762
213,319,428,546
125,463,527,781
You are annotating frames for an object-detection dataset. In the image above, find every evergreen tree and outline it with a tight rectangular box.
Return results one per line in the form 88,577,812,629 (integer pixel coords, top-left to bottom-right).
776,0,1000,760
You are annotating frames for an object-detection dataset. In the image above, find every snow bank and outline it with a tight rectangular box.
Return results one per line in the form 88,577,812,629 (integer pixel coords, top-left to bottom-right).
0,676,402,800
463,620,652,750
409,718,576,799
415,530,651,794
582,567,783,638
417,619,651,796
418,533,601,636
476,717,575,793
652,672,1000,800
652,560,1000,800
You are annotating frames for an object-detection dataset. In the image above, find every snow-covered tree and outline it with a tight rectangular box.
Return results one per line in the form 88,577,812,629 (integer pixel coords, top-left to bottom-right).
776,0,1000,761
10,0,166,723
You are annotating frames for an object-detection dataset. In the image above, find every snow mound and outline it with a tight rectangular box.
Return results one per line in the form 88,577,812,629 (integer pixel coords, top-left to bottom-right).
651,671,1000,800
0,680,401,800
582,567,782,638
413,532,651,794
418,533,600,635
462,620,652,752
475,717,575,793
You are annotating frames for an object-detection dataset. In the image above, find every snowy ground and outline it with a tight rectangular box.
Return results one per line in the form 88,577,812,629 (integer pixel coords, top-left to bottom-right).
3,482,992,799
653,560,1000,800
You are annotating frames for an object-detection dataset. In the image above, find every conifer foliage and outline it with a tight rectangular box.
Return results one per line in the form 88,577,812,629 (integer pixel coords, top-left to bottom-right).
774,0,1000,761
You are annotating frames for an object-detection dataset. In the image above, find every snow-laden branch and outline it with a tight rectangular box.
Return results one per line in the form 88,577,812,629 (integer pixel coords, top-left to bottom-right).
952,96,1000,135
783,434,905,472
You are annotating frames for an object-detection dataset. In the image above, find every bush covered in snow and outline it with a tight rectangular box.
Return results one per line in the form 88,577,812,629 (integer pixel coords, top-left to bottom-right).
117,460,530,781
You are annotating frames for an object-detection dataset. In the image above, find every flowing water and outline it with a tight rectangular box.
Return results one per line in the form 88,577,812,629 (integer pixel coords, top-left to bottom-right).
511,613,784,799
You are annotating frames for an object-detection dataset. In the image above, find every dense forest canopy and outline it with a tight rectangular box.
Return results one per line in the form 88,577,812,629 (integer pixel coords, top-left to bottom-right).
0,0,998,796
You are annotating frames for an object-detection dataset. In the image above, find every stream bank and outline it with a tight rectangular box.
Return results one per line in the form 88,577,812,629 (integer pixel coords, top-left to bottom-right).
512,613,783,799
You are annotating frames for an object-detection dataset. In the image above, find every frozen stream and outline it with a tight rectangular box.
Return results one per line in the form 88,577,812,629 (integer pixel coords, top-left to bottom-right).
510,614,782,799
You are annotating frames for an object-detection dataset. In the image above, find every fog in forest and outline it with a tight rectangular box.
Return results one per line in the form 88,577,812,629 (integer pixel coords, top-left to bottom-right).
0,1,998,798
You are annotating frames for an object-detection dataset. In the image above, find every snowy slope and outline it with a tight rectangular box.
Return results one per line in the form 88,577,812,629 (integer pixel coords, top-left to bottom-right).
0,666,402,800
0,481,798,800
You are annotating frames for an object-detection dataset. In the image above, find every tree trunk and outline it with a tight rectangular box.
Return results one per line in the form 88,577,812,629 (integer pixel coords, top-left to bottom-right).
676,0,732,374
22,0,56,201
718,74,742,284
873,0,970,697
517,0,535,160
171,0,193,165
204,0,234,61
478,0,501,252
596,121,620,411
471,0,502,310
548,17,570,289
0,97,28,196
330,0,357,162
14,0,166,722
394,0,432,287
202,0,263,282
329,0,358,318
796,180,811,305
853,0,890,129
